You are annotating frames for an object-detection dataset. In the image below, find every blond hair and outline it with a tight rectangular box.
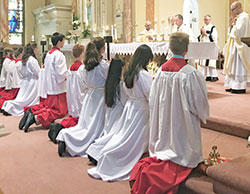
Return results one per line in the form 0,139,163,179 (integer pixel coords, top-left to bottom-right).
169,32,189,55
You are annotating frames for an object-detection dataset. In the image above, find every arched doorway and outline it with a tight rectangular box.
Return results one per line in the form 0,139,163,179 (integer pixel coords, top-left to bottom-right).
183,0,199,40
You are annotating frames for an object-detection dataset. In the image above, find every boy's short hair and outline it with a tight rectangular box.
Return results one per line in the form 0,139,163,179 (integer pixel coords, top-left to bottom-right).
3,47,14,58
169,32,189,55
15,47,24,58
51,32,65,46
72,44,85,58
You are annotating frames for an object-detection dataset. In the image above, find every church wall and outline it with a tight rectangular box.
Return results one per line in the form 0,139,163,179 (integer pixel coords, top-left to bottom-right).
50,0,72,6
134,0,146,40
25,0,44,44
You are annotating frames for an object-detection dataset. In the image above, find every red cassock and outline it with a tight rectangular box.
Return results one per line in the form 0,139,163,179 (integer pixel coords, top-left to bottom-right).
59,61,82,128
24,94,67,127
0,88,19,108
23,47,68,127
129,58,193,194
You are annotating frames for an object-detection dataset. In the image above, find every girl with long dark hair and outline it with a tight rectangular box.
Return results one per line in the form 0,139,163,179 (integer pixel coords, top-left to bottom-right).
86,56,127,165
56,37,109,157
88,44,153,181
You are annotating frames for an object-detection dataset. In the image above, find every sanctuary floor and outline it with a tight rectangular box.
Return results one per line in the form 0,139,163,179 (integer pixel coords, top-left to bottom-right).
0,70,249,194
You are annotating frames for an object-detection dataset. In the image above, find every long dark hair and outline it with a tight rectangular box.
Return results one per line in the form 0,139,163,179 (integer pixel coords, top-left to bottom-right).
105,57,124,107
22,42,37,66
123,44,153,88
84,37,105,71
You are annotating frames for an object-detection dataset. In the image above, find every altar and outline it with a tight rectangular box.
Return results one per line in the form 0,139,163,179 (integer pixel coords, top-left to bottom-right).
61,41,220,68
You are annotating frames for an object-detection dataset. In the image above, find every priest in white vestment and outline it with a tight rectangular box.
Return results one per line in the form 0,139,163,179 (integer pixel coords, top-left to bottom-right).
224,2,250,94
198,15,219,82
137,21,157,42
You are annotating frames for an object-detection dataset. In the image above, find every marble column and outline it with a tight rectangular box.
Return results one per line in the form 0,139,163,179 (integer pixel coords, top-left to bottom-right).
45,0,51,6
0,0,9,43
72,0,78,16
124,0,132,43
146,0,154,27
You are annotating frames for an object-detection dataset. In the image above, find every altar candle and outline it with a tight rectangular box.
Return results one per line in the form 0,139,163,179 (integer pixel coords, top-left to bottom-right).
31,35,35,41
154,19,157,34
111,25,114,38
102,26,105,37
114,24,118,40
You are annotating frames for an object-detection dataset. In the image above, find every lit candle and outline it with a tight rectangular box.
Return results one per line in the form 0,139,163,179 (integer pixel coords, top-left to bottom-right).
31,35,35,41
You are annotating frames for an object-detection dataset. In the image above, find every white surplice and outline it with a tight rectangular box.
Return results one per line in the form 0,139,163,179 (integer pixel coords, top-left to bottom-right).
66,65,87,117
149,65,209,168
86,82,128,161
42,49,67,95
12,60,23,88
2,56,40,116
199,23,218,78
88,69,152,181
56,60,109,156
0,57,12,88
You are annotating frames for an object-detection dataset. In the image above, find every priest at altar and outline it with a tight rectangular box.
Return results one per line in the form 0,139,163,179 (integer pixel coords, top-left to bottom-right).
137,21,157,42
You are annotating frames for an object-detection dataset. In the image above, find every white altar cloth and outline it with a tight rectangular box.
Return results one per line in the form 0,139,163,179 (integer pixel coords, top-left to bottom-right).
110,42,219,60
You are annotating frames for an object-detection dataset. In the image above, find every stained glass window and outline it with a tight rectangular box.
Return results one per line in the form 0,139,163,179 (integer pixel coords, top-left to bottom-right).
8,0,24,45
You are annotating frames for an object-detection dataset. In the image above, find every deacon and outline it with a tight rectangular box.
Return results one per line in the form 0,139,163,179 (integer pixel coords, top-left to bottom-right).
129,32,209,194
224,1,250,93
198,15,219,82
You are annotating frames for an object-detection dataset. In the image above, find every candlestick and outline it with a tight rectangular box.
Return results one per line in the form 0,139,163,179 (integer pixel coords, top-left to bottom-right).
102,26,105,37
111,25,114,38
31,35,35,42
114,24,118,41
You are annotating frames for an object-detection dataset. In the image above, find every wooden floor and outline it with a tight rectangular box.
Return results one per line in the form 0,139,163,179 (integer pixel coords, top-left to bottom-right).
0,70,249,194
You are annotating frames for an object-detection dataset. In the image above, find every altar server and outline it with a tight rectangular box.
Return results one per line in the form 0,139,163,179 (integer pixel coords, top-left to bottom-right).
56,37,109,157
86,56,126,165
129,32,209,194
198,15,219,82
48,44,86,143
224,1,250,94
0,48,14,93
0,48,19,105
2,43,40,116
19,32,68,132
88,44,153,181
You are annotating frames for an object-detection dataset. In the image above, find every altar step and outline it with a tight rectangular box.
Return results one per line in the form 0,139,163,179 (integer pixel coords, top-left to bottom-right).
178,127,249,194
202,117,250,139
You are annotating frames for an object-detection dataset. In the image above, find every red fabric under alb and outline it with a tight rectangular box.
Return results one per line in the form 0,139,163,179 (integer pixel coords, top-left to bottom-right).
60,116,79,128
161,57,187,72
70,61,82,71
0,88,20,108
129,157,192,194
24,93,68,127
48,47,60,54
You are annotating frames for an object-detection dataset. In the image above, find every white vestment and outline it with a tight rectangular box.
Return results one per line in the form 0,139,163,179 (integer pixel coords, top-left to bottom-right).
149,65,209,168
2,56,40,116
137,29,157,42
86,82,127,161
198,23,219,78
88,69,152,181
56,60,109,156
66,65,87,117
224,12,250,89
0,57,12,88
